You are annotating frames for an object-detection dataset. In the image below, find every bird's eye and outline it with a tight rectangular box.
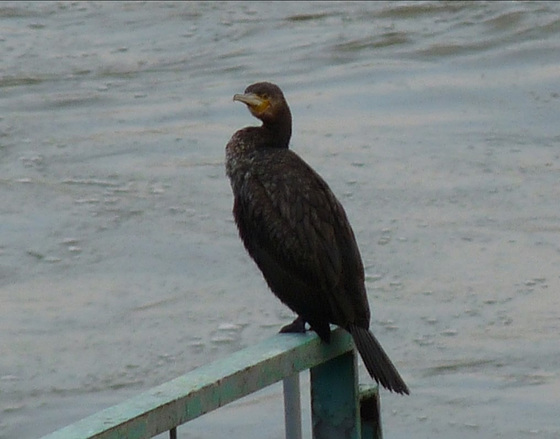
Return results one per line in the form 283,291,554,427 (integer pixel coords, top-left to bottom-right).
261,93,269,100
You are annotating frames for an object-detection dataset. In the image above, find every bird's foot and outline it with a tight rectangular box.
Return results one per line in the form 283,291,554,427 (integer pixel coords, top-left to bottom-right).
280,316,307,334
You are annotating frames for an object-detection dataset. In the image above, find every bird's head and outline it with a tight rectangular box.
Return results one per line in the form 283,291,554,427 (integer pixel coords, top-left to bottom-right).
233,82,289,126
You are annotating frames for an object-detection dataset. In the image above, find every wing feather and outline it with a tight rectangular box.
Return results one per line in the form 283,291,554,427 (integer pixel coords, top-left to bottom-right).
233,148,368,327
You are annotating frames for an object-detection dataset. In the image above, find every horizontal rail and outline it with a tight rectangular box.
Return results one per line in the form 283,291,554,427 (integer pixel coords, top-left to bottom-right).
41,327,355,439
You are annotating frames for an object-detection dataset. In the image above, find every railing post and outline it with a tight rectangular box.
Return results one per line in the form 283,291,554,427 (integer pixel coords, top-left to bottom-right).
310,350,361,439
283,373,302,439
359,385,382,439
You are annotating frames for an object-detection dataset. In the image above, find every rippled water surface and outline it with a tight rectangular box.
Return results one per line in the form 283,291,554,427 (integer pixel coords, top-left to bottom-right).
1,2,560,438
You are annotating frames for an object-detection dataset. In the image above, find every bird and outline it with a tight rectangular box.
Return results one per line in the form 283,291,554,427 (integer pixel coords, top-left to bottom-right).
225,82,409,395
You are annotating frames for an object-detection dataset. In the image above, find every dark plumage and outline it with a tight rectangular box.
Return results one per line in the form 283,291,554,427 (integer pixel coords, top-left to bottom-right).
225,82,409,394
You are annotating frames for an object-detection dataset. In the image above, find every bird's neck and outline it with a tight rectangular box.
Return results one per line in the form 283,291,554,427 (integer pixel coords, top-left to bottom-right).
262,107,292,149
262,124,291,149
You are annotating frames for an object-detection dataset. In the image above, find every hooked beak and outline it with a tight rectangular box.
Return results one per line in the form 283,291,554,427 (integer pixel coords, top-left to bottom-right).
233,92,270,115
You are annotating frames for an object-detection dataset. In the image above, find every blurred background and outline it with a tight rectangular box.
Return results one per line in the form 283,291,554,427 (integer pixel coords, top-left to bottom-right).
1,2,559,438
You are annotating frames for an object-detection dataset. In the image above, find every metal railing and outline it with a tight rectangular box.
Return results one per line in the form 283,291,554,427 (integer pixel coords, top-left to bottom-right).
40,327,382,439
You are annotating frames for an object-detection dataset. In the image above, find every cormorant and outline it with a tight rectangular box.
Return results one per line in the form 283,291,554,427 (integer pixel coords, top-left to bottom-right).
225,82,409,394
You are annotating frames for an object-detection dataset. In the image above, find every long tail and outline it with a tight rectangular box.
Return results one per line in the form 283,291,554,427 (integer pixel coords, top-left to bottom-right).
348,324,409,395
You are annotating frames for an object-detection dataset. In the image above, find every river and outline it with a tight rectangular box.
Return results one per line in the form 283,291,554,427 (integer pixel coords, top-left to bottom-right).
1,2,559,438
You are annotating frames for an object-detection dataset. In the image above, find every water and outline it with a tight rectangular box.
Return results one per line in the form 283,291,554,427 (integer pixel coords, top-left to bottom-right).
1,2,559,438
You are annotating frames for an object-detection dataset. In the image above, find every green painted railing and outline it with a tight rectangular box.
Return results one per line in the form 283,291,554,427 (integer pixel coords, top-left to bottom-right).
40,327,382,439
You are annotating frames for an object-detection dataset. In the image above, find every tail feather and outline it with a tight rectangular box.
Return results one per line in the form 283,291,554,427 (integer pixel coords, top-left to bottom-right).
348,324,409,395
